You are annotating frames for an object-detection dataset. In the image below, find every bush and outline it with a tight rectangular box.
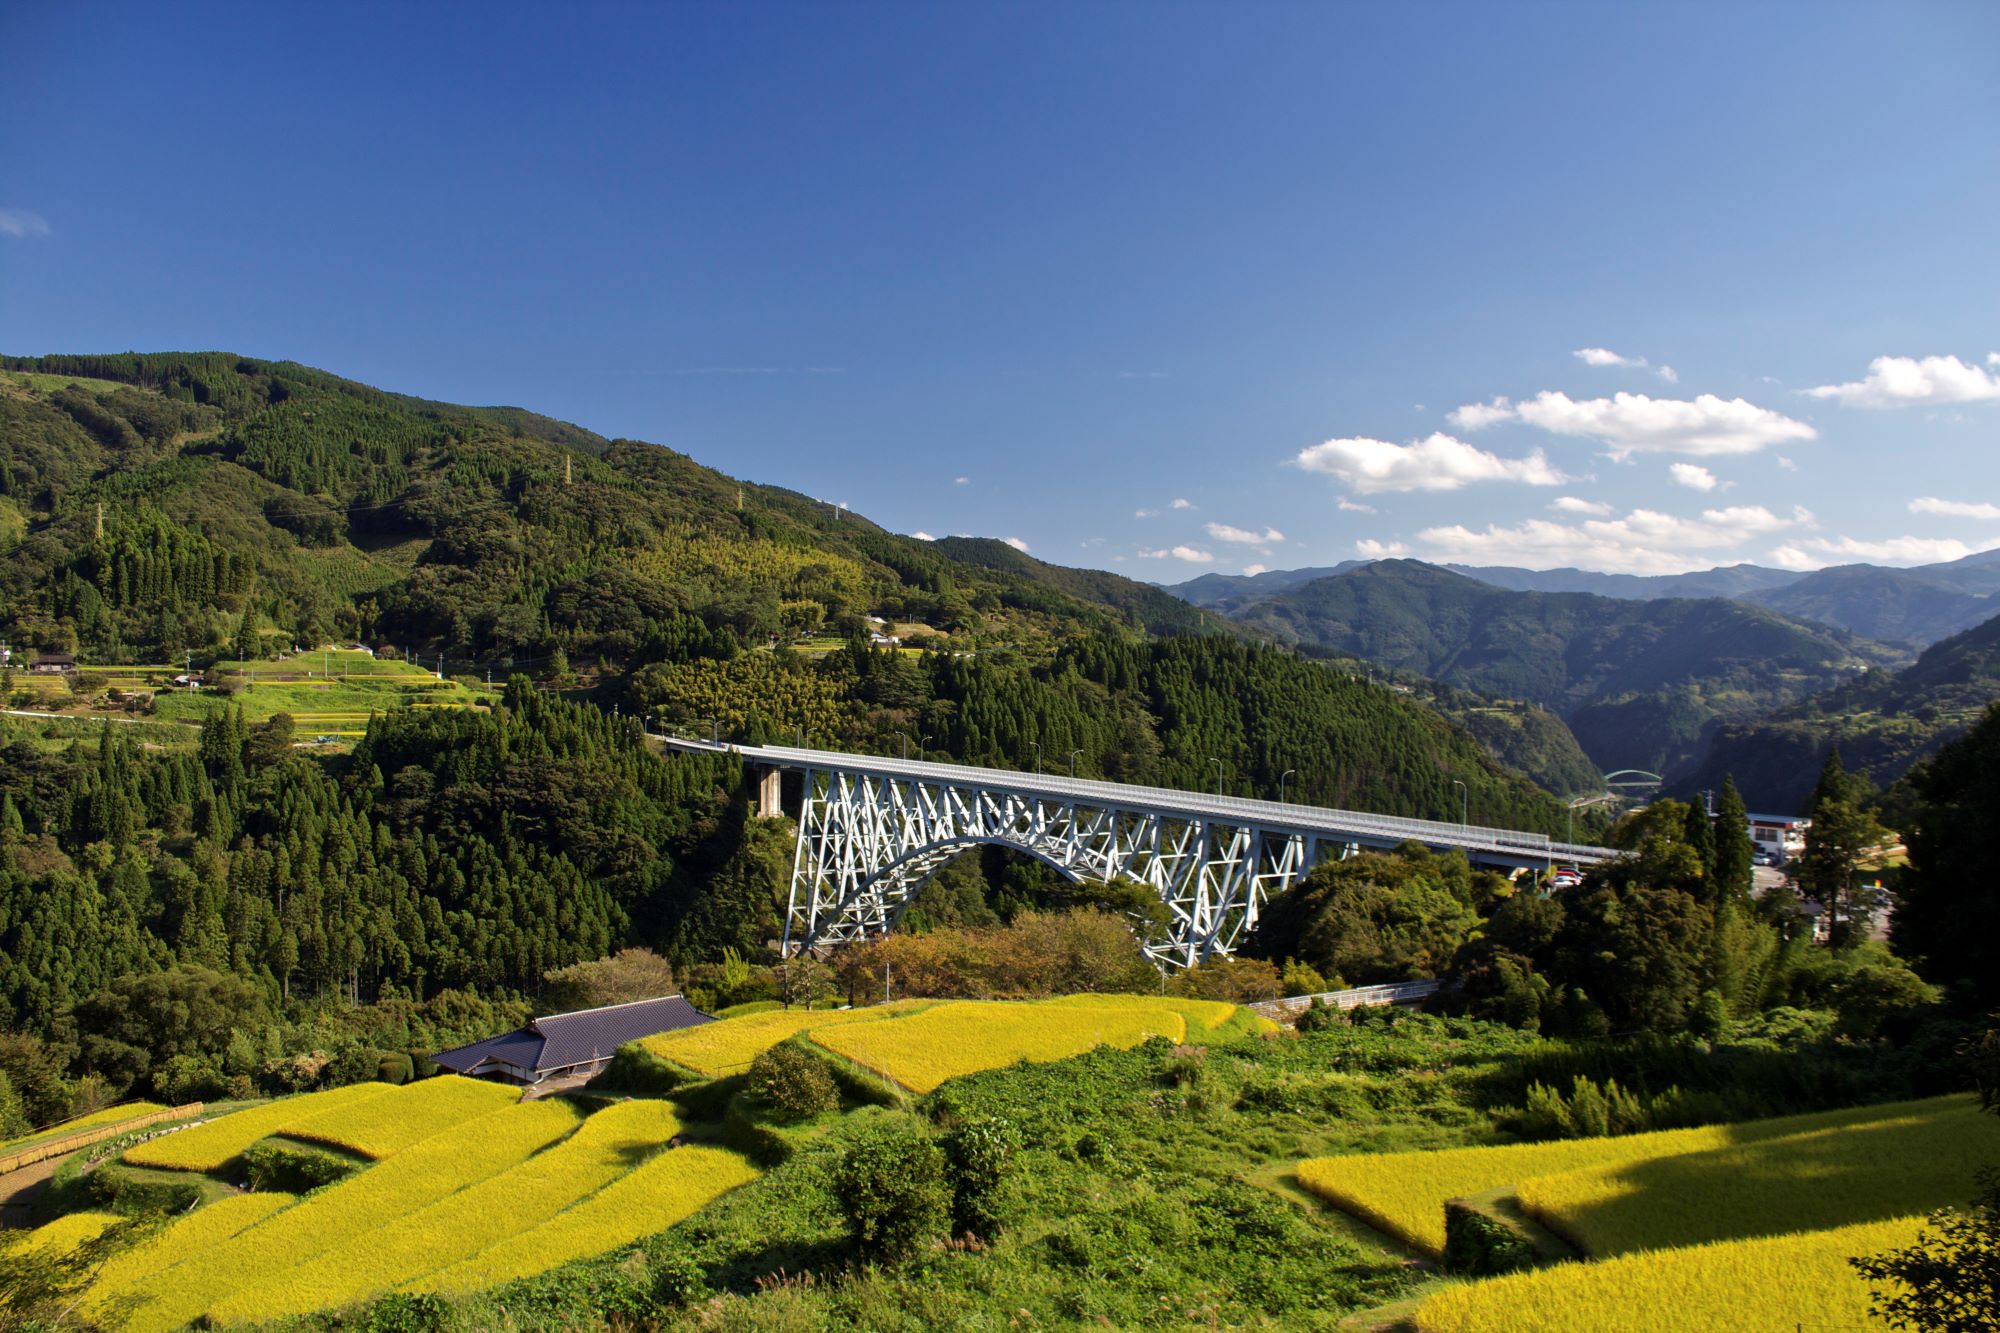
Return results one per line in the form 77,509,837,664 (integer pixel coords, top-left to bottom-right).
152,1053,228,1104
834,1115,952,1263
745,1043,838,1120
942,1114,1019,1240
1442,1200,1539,1276
1297,998,1347,1034
243,1140,361,1193
376,1051,414,1085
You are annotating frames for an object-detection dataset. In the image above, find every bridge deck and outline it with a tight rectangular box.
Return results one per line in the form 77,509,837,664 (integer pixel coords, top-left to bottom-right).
656,737,1614,866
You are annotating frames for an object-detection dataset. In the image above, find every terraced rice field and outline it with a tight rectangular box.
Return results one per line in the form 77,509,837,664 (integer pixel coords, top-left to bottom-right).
410,1143,759,1294
1411,1213,1927,1333
809,998,1189,1094
5,1209,125,1255
278,1076,519,1158
638,1001,932,1076
111,1098,582,1332
0,1101,167,1156
1515,1094,1998,1255
204,1099,683,1322
80,1193,296,1318
1043,992,1242,1031
121,1083,396,1172
1296,1095,1954,1255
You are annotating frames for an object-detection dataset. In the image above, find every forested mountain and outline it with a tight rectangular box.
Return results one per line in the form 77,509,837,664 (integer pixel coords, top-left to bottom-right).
1190,559,1905,774
0,353,1225,669
1178,555,2000,648
1742,565,1996,648
1672,609,2000,811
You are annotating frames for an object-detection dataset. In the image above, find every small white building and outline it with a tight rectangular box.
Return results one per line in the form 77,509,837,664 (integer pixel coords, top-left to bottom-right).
1748,812,1811,863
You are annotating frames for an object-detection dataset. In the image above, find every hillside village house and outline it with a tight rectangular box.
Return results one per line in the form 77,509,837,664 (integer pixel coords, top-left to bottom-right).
431,994,712,1090
1748,813,1811,863
31,652,76,674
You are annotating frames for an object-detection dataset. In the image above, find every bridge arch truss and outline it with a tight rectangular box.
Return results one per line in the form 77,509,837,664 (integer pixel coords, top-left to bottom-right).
787,766,1344,968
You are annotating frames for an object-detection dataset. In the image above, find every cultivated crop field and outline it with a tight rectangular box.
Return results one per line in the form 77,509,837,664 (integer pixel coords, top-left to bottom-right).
111,1098,584,1332
638,1000,934,1076
0,1101,167,1156
411,1142,760,1294
1295,1095,1954,1256
80,1193,296,1320
1515,1094,1998,1255
278,1075,519,1158
1411,1212,1928,1333
808,997,1193,1093
203,1099,685,1322
120,1082,396,1172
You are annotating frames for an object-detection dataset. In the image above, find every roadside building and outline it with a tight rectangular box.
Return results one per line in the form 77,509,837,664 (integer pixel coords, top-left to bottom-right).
1747,812,1811,864
430,994,713,1090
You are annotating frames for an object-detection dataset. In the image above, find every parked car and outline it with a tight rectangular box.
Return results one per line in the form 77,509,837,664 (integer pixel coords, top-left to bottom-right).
1752,851,1777,867
1549,867,1584,889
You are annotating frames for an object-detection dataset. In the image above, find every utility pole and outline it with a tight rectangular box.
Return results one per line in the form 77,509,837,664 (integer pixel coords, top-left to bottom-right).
563,454,572,486
436,652,443,681
95,502,104,541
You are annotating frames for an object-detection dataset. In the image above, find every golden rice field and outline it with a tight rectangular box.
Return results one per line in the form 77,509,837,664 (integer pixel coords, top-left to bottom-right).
5,1209,124,1255
111,1099,582,1332
204,1099,683,1322
80,1193,296,1319
409,1143,760,1294
1516,1094,1998,1256
1043,992,1243,1031
809,999,1189,1094
1296,1095,1950,1255
1411,1212,1927,1333
0,1101,167,1154
638,1000,932,1076
120,1082,396,1172
278,1075,520,1158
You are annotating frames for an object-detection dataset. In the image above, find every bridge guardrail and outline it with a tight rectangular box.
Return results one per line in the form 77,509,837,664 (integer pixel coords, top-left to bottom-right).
1254,979,1441,1020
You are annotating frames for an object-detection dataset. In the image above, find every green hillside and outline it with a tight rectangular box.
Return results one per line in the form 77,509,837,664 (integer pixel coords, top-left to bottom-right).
1742,564,1995,648
1205,560,1905,774
1673,609,2000,810
0,354,1223,669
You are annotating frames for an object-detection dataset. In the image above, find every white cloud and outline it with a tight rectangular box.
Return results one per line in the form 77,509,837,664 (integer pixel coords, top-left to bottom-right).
1910,496,2000,520
1771,534,2000,570
911,530,935,541
1293,432,1566,494
1414,504,1805,575
1001,536,1030,553
1242,564,1268,576
1448,397,1518,430
1573,347,1676,382
1776,455,1799,472
1206,522,1285,544
0,208,50,239
1337,497,1376,514
1454,390,1815,459
1134,507,1158,519
1803,353,2000,408
1670,463,1719,492
1170,498,1194,510
1138,545,1215,563
1356,538,1410,558
1550,495,1613,516
954,476,970,485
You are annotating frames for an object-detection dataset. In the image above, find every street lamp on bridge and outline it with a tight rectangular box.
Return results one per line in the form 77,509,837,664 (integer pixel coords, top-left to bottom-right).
1279,768,1297,804
1068,748,1083,777
1452,779,1468,829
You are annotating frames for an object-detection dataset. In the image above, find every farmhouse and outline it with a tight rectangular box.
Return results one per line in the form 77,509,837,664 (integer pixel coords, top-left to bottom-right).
31,651,76,674
431,994,713,1089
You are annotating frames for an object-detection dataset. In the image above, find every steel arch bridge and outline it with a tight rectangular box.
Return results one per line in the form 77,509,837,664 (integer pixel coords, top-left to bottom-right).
658,739,1615,969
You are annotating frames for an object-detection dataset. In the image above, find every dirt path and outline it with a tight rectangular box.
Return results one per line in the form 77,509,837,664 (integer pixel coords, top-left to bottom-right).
0,1148,73,1228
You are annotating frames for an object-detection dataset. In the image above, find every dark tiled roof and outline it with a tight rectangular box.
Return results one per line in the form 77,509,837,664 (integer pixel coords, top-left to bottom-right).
430,994,712,1079
533,995,712,1071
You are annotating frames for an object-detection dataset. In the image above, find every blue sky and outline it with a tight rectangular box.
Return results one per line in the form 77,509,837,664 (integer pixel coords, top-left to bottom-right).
4,2,1998,578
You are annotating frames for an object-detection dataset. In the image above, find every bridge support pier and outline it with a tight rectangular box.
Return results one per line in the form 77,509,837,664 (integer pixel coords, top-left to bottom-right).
754,766,783,819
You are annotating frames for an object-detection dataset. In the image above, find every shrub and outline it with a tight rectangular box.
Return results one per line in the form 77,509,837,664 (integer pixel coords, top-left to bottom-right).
152,1054,228,1104
834,1115,952,1263
1297,998,1347,1034
942,1114,1019,1240
242,1140,359,1193
376,1052,413,1086
1442,1201,1538,1276
746,1043,839,1119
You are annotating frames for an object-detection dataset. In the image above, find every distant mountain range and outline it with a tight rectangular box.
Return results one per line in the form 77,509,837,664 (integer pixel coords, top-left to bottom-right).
1164,559,1909,775
1168,552,2000,649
